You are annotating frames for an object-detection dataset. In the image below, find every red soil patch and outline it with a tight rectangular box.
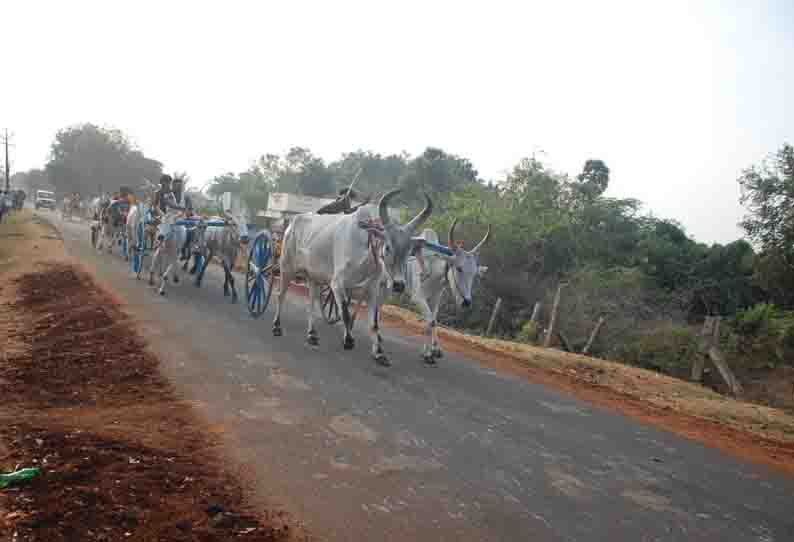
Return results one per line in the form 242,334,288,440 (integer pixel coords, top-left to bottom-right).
0,263,301,541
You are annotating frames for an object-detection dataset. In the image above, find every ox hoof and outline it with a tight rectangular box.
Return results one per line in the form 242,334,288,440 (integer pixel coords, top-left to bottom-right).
374,354,391,367
307,335,319,346
432,349,444,360
173,275,179,284
343,336,355,350
423,352,437,365
273,327,283,337
159,290,166,297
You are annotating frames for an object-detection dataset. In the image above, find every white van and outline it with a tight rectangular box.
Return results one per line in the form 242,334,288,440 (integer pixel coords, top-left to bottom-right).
35,190,56,210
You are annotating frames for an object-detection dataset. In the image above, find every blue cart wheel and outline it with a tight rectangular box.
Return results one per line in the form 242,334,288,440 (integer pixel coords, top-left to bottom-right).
121,235,128,259
245,233,273,319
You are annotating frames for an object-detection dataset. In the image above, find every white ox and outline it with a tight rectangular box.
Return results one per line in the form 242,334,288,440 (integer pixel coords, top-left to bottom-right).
272,189,433,366
404,218,490,363
148,208,188,296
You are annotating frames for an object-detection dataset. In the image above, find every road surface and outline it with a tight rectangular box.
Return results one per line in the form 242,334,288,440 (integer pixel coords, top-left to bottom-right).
48,211,794,541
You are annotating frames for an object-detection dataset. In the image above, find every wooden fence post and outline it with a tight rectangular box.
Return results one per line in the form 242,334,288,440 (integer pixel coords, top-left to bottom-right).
530,302,542,323
486,297,503,338
692,316,742,396
543,282,567,348
582,315,606,355
691,317,714,382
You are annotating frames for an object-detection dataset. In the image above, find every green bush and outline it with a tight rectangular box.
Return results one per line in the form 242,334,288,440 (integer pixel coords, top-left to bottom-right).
609,324,699,376
516,320,540,343
728,303,794,368
733,303,778,336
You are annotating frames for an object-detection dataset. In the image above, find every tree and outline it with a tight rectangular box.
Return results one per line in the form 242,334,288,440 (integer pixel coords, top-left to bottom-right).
329,150,407,196
11,169,50,194
399,147,479,206
575,159,610,200
738,143,794,309
283,147,335,197
207,168,271,215
45,124,162,196
739,144,794,266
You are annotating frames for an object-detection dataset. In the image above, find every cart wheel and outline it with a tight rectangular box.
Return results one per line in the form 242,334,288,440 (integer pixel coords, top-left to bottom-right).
245,233,273,318
90,225,98,248
321,284,341,324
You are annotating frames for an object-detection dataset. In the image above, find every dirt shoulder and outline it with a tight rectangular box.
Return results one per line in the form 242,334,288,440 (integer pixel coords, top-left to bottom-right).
376,306,794,476
0,212,306,541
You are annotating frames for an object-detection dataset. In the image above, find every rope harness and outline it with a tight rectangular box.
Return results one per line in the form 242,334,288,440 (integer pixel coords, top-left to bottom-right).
358,218,385,271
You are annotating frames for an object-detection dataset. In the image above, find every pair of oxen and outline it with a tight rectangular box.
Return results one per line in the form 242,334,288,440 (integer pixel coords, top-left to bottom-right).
272,189,490,366
125,203,248,298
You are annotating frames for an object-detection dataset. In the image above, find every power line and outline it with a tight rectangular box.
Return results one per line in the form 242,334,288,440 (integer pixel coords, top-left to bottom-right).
1,129,13,192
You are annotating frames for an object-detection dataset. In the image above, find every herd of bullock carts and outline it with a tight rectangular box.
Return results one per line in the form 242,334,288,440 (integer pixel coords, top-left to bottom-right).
79,184,490,366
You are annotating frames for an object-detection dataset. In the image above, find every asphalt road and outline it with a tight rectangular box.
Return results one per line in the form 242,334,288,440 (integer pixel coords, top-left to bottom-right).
48,211,794,541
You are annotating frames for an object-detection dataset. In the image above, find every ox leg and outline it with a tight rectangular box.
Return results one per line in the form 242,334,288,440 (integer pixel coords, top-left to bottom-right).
414,296,437,364
222,253,231,296
224,258,238,303
159,262,172,296
96,225,105,253
189,249,200,275
158,243,176,296
429,289,445,360
306,281,320,346
171,253,181,284
273,270,293,337
149,237,165,286
332,281,355,350
368,285,390,366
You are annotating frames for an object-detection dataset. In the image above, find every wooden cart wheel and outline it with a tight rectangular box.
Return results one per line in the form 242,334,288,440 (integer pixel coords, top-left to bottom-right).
245,232,274,318
321,284,341,324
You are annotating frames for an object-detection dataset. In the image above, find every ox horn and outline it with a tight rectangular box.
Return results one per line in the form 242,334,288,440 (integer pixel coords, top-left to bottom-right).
405,192,433,233
378,189,402,226
472,224,492,253
448,217,459,249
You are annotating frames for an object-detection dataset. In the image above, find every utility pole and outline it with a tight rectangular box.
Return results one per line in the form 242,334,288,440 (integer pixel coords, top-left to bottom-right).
1,129,11,192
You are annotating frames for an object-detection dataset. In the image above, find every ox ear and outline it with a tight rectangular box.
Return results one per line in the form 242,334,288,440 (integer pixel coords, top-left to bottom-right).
478,265,489,277
411,237,426,254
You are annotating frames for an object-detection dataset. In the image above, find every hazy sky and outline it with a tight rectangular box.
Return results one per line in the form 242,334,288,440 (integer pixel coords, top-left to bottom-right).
2,0,791,243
